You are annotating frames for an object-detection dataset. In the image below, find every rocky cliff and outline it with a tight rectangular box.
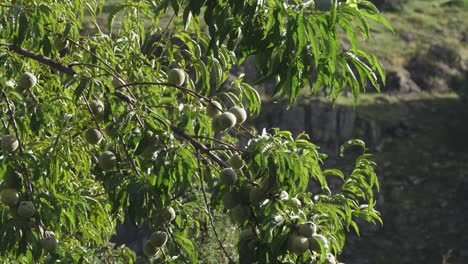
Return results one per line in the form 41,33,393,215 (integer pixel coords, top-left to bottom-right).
254,94,468,264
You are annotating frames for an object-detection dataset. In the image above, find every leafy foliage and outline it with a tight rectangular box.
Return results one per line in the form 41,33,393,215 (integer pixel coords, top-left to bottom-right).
0,0,388,263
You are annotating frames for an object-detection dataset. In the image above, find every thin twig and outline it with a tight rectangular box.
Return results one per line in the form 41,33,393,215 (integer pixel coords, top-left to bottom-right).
66,37,140,103
169,124,228,168
69,63,137,105
148,192,189,263
81,89,141,178
83,97,105,133
116,81,248,132
117,134,141,178
192,135,240,149
196,152,234,263
117,81,209,103
69,62,116,77
206,147,244,152
162,221,189,263
65,39,117,77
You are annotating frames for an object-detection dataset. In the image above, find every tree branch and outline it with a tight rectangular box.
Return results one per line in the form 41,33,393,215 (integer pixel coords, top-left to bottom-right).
0,41,230,169
169,124,229,168
0,42,76,75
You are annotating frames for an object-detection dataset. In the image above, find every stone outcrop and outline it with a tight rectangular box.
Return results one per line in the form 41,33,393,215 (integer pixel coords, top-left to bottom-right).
255,96,468,264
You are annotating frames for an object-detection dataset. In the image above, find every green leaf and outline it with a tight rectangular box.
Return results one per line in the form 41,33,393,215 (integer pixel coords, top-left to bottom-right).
340,139,366,157
14,12,29,47
324,169,345,180
361,9,394,32
107,2,140,34
174,233,198,263
338,17,358,51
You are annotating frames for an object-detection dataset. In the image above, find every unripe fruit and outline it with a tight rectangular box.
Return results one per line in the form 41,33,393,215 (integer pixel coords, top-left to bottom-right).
89,100,104,116
1,135,19,153
162,207,176,222
17,201,36,218
249,186,265,205
41,232,58,253
230,205,250,224
18,72,37,89
9,206,23,220
288,235,309,255
143,240,158,256
136,131,159,160
298,223,317,238
167,68,185,86
98,151,117,170
220,167,237,186
239,228,255,240
104,124,114,137
222,191,240,209
3,170,22,189
206,101,222,118
1,188,19,206
44,254,57,264
85,128,103,145
309,234,329,252
212,112,237,132
229,154,244,170
229,106,247,124
150,231,168,247
247,240,257,251
53,37,69,50
140,148,157,160
239,184,253,204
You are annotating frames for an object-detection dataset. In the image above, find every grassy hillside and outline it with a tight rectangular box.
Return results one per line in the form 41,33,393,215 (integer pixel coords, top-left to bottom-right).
358,0,468,70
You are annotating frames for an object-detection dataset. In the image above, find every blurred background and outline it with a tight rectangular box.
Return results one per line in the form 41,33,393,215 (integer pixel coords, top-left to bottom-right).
94,0,468,263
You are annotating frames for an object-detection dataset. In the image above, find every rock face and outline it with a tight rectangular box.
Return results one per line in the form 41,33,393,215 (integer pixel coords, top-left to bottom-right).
256,100,381,155
406,44,463,92
255,96,468,264
367,43,467,101
385,69,421,93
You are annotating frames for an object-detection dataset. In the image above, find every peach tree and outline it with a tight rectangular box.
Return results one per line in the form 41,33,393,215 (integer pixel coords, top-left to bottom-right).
0,0,390,263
